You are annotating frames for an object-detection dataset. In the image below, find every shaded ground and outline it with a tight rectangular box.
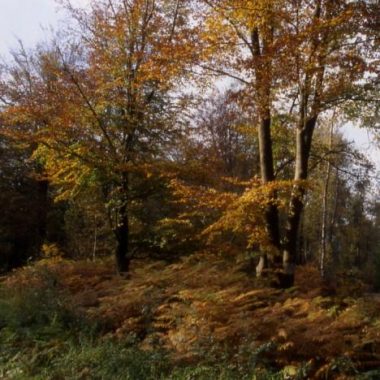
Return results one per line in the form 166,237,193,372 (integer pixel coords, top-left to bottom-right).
2,252,380,379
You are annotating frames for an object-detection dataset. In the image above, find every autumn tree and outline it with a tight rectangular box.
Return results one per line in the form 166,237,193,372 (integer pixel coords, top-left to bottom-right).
0,0,196,273
155,89,261,254
198,0,380,286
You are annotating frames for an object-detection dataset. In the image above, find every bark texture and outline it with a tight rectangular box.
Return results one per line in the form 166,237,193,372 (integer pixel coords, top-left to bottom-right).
252,27,282,277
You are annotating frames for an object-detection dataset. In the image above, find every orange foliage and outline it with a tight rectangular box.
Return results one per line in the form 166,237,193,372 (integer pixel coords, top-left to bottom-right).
4,254,380,377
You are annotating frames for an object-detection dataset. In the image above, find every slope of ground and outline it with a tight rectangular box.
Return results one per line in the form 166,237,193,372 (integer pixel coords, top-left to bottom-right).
1,252,380,379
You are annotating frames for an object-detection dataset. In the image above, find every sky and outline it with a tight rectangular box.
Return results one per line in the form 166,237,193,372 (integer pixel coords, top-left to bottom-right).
0,0,90,55
0,0,379,177
0,0,57,54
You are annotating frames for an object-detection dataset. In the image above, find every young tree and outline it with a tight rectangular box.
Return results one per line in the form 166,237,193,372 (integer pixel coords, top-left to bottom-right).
0,0,195,273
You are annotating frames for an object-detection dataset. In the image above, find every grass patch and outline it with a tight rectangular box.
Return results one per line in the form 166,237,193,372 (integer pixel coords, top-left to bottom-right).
0,264,283,379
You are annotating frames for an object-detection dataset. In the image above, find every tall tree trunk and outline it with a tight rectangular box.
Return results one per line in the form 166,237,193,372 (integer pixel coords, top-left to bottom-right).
256,113,282,275
282,0,325,286
251,28,281,277
298,211,306,265
37,179,49,248
329,169,340,264
282,116,317,287
114,172,130,273
259,115,281,245
320,122,334,277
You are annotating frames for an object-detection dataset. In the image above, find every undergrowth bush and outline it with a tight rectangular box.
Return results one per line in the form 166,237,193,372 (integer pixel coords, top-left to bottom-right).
0,265,95,379
39,339,170,380
0,266,90,337
3,261,378,379
0,264,286,380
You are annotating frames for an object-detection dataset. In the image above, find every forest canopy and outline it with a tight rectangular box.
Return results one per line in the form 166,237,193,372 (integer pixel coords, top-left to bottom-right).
1,1,380,378
0,0,379,286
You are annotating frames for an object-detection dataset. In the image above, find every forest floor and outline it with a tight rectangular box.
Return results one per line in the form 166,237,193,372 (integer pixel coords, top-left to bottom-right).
1,252,380,379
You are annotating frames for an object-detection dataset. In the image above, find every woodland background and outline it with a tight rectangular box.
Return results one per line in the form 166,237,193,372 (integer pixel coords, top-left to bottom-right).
0,0,379,378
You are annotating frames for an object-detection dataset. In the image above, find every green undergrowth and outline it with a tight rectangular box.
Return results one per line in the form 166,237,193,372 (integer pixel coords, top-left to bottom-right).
2,259,380,379
0,266,293,379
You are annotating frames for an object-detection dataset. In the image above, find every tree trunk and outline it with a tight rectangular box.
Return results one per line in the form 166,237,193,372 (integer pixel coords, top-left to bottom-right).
282,116,317,287
252,28,281,276
259,116,281,247
283,195,303,287
320,122,334,277
329,169,340,264
37,179,49,249
115,210,130,273
256,114,282,276
298,211,306,265
114,173,130,274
